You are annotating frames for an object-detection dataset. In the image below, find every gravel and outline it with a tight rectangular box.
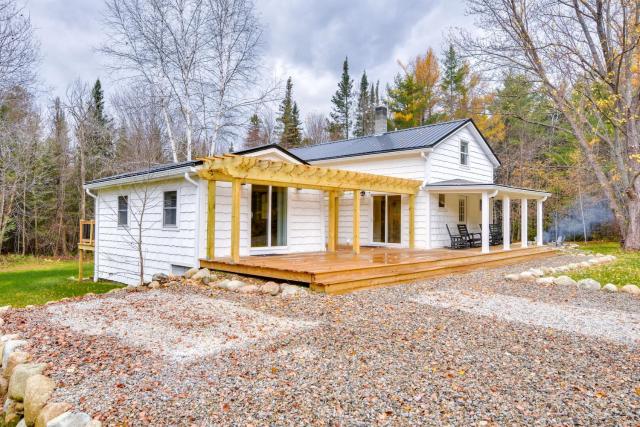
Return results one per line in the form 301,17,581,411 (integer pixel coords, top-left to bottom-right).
1,254,639,425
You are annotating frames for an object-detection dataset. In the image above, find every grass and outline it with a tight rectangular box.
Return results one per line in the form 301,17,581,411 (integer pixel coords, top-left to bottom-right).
567,241,640,287
0,255,123,307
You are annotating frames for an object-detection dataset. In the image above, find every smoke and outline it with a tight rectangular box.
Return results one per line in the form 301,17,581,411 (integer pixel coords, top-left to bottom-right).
545,196,616,242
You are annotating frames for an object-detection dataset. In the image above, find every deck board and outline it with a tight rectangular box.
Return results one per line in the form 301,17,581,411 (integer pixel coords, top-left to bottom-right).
200,244,558,294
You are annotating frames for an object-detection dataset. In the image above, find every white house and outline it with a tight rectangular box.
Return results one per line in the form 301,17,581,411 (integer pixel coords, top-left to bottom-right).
84,107,550,286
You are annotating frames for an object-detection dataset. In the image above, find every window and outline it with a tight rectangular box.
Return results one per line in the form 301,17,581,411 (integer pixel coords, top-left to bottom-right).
458,197,466,222
438,194,445,208
163,191,178,227
372,195,401,244
460,140,469,166
117,195,128,227
251,185,287,247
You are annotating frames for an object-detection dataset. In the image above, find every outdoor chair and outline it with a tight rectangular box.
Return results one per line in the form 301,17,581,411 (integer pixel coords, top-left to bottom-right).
489,223,503,246
457,224,482,248
446,224,470,249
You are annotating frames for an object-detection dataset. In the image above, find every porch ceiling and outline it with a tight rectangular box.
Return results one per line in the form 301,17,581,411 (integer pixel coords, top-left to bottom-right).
197,154,422,194
425,180,550,200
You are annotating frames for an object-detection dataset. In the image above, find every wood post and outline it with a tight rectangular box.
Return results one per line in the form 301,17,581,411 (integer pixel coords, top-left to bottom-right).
481,191,490,253
409,193,416,249
521,198,528,248
231,179,241,263
536,199,544,246
78,249,84,282
206,180,216,260
328,191,337,252
352,190,360,254
502,196,511,251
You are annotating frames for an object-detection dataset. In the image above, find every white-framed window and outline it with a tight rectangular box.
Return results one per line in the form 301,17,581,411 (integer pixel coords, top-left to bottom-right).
460,140,469,166
117,195,128,227
251,185,287,247
438,193,445,208
458,197,466,223
163,190,178,228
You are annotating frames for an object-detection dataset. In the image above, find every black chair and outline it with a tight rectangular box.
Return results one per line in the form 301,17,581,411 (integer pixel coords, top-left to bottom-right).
489,224,503,246
446,224,470,249
457,224,481,248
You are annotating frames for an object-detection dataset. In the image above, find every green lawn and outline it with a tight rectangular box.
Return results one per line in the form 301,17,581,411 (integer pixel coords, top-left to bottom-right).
568,241,640,287
0,256,123,307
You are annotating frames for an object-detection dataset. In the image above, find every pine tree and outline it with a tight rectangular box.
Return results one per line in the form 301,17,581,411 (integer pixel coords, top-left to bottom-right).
329,57,354,140
354,71,369,137
90,79,107,126
276,77,302,148
86,79,113,178
245,113,263,148
440,45,466,118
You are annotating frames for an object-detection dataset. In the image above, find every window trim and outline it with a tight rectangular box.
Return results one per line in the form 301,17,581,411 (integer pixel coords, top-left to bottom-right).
162,189,179,229
438,193,446,208
117,194,129,228
458,197,466,223
460,140,470,167
250,184,288,249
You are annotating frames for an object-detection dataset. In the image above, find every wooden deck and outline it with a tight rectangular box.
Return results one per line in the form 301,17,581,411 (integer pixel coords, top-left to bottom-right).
200,244,559,294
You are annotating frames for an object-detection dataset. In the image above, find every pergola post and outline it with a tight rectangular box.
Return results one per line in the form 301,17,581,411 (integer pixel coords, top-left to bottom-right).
502,196,511,251
536,199,544,246
206,180,216,260
424,191,431,249
481,191,490,253
409,193,416,249
230,178,241,263
352,190,360,254
328,191,337,252
521,198,528,248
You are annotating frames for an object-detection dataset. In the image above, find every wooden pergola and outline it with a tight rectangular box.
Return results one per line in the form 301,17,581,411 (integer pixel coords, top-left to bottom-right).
197,155,422,263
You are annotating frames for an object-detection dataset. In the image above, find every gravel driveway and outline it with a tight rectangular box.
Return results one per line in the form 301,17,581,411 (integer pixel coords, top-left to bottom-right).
3,254,639,425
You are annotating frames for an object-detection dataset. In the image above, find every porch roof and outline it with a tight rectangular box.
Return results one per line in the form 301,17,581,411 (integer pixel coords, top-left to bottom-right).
425,179,551,199
197,154,422,194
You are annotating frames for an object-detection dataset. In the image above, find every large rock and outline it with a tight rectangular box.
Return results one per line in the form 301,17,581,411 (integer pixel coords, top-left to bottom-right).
0,306,10,314
621,284,640,295
151,272,168,283
24,375,55,426
553,275,577,286
216,279,247,291
529,268,544,278
260,282,281,296
3,398,22,427
35,403,71,427
191,268,211,284
0,376,8,398
518,271,535,281
4,351,31,379
535,277,555,285
602,283,618,293
46,412,91,427
183,267,200,279
2,340,28,369
236,284,259,294
504,274,520,281
8,363,46,401
577,278,601,291
281,284,305,297
148,281,161,289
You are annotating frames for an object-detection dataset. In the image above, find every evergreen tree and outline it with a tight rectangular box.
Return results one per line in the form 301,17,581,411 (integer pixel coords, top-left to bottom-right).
276,77,302,148
440,45,466,118
90,79,107,126
245,113,263,148
354,71,369,137
329,57,354,139
86,79,113,177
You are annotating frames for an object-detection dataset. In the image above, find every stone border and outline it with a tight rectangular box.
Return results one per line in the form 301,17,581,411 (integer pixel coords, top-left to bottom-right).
0,320,101,427
504,252,640,295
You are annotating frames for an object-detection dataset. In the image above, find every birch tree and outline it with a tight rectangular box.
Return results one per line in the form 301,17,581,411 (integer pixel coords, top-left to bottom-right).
456,0,640,250
0,0,39,92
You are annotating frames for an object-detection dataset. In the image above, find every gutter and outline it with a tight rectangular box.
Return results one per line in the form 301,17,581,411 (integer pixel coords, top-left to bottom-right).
84,188,98,282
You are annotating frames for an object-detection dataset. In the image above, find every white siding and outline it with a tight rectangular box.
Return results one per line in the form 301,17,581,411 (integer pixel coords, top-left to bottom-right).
95,178,200,286
428,192,484,248
428,126,495,183
316,152,425,180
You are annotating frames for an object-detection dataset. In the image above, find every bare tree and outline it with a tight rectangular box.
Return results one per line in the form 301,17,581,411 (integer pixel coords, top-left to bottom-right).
65,81,92,219
0,0,39,93
101,0,274,159
455,0,640,250
304,112,329,145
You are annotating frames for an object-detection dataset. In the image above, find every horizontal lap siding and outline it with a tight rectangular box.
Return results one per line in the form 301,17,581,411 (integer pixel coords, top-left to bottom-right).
429,127,494,183
96,178,199,286
429,193,483,248
286,189,324,252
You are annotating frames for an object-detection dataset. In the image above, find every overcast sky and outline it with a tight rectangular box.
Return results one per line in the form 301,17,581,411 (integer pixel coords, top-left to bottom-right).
28,0,472,117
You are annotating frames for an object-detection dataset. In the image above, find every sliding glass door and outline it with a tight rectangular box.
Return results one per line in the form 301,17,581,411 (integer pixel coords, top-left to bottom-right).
251,185,287,248
372,195,401,244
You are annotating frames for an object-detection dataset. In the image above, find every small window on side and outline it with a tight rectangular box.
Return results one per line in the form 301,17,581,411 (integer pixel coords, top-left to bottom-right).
117,195,128,227
460,140,469,166
163,191,178,227
438,194,445,208
458,198,466,222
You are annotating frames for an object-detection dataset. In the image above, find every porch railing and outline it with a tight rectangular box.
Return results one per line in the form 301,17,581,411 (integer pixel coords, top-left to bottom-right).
79,219,95,247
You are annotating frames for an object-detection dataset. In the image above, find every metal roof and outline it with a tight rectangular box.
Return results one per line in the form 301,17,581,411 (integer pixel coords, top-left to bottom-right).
290,119,470,161
86,160,203,185
232,143,309,164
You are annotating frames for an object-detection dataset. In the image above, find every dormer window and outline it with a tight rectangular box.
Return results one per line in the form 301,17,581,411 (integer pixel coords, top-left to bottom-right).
460,140,469,166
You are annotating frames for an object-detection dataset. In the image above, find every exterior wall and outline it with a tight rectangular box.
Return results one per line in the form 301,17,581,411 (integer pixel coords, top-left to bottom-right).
428,192,484,248
95,177,200,286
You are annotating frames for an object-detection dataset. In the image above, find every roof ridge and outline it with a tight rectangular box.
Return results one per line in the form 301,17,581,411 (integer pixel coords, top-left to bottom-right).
291,118,470,151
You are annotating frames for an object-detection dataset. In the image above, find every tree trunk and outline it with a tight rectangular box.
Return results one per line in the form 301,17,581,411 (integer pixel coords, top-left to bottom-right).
623,197,640,250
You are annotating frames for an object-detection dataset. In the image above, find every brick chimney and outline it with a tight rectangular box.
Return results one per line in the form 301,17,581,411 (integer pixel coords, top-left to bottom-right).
374,106,388,135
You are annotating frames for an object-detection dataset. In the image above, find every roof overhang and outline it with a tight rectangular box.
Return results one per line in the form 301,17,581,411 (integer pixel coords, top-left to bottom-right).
425,182,551,200
85,164,200,190
233,144,308,164
197,154,422,194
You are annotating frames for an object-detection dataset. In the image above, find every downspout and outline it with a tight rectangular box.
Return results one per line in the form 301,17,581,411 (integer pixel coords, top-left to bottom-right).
420,148,434,189
85,188,98,282
185,169,201,267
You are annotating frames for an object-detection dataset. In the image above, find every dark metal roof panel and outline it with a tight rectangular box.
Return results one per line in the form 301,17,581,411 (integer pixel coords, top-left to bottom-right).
87,160,203,185
290,119,469,161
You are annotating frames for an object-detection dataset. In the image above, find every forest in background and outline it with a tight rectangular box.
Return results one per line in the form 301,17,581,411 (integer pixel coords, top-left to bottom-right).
1,0,637,256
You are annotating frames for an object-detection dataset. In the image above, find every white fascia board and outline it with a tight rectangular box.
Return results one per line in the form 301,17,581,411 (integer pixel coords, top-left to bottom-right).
242,147,303,164
425,184,551,199
84,165,201,191
308,148,426,165
461,122,501,167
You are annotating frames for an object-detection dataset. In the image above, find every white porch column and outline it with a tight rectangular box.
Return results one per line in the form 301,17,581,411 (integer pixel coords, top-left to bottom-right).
536,199,544,246
424,191,431,249
521,198,528,248
502,195,511,251
481,191,490,253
